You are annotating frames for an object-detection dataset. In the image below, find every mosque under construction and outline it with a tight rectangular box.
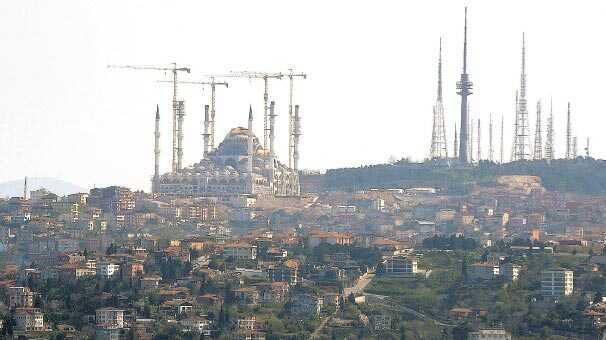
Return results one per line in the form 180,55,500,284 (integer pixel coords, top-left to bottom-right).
151,97,302,197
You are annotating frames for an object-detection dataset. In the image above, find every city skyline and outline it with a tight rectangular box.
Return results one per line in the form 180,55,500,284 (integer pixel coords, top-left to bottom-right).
1,1,605,190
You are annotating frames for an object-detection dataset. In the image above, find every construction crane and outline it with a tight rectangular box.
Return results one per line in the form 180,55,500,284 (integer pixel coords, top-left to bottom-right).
285,68,307,169
213,71,284,157
157,77,228,158
108,63,191,173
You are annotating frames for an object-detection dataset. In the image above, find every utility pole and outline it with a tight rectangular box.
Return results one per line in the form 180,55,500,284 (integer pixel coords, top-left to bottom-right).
108,63,191,173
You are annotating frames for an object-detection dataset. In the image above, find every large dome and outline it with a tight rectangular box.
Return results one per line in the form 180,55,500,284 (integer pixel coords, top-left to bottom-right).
214,127,263,156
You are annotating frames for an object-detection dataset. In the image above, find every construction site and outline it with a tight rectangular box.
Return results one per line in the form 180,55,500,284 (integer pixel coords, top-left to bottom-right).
107,66,307,198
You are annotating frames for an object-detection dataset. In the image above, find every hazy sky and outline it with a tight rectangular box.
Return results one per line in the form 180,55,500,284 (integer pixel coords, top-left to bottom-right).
1,1,605,191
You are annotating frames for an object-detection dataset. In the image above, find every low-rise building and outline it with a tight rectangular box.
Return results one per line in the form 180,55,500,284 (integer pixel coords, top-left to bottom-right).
9,286,35,309
382,256,418,276
96,307,125,328
14,307,44,332
223,243,257,260
468,329,512,340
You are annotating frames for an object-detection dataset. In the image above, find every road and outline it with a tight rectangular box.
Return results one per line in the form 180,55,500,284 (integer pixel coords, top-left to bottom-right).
344,272,375,296
310,314,332,339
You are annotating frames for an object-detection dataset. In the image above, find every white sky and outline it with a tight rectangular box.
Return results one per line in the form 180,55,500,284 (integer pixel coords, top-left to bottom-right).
1,0,605,191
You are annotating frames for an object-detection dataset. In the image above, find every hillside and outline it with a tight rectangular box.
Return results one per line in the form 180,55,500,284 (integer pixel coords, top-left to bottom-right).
0,177,86,198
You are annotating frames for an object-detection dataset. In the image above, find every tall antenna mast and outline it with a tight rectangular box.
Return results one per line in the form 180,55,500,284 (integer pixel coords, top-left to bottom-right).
533,100,543,160
454,123,459,159
545,98,554,162
430,38,448,159
566,102,572,159
511,91,519,161
514,34,530,161
457,7,473,163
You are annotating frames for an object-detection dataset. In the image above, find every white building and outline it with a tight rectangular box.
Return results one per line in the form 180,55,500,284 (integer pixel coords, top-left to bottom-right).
501,263,521,282
96,308,125,328
541,268,573,297
468,329,512,340
97,262,121,279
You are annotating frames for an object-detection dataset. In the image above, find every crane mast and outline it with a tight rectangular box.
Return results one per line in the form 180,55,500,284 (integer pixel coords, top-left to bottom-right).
108,63,191,173
286,69,307,169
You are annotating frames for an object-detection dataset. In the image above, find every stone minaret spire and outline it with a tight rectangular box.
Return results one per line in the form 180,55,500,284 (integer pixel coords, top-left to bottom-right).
457,7,473,163
203,105,210,159
176,101,185,172
269,101,276,169
248,105,254,175
153,105,160,193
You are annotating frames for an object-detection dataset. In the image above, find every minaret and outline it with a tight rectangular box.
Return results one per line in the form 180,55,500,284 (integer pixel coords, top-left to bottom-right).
293,105,302,171
514,33,530,161
572,136,578,158
248,105,254,175
545,98,554,162
566,102,572,159
533,100,543,160
477,118,481,162
153,105,160,192
457,7,473,163
489,114,494,162
430,38,448,159
500,115,504,164
269,101,276,169
454,124,458,159
585,137,590,158
269,101,277,190
23,176,28,200
176,100,185,171
203,105,210,158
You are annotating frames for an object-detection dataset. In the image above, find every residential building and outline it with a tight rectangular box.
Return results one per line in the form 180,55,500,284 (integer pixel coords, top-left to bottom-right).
541,268,574,297
14,307,44,332
9,286,35,309
223,243,257,260
382,256,418,276
96,307,125,328
468,329,512,340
